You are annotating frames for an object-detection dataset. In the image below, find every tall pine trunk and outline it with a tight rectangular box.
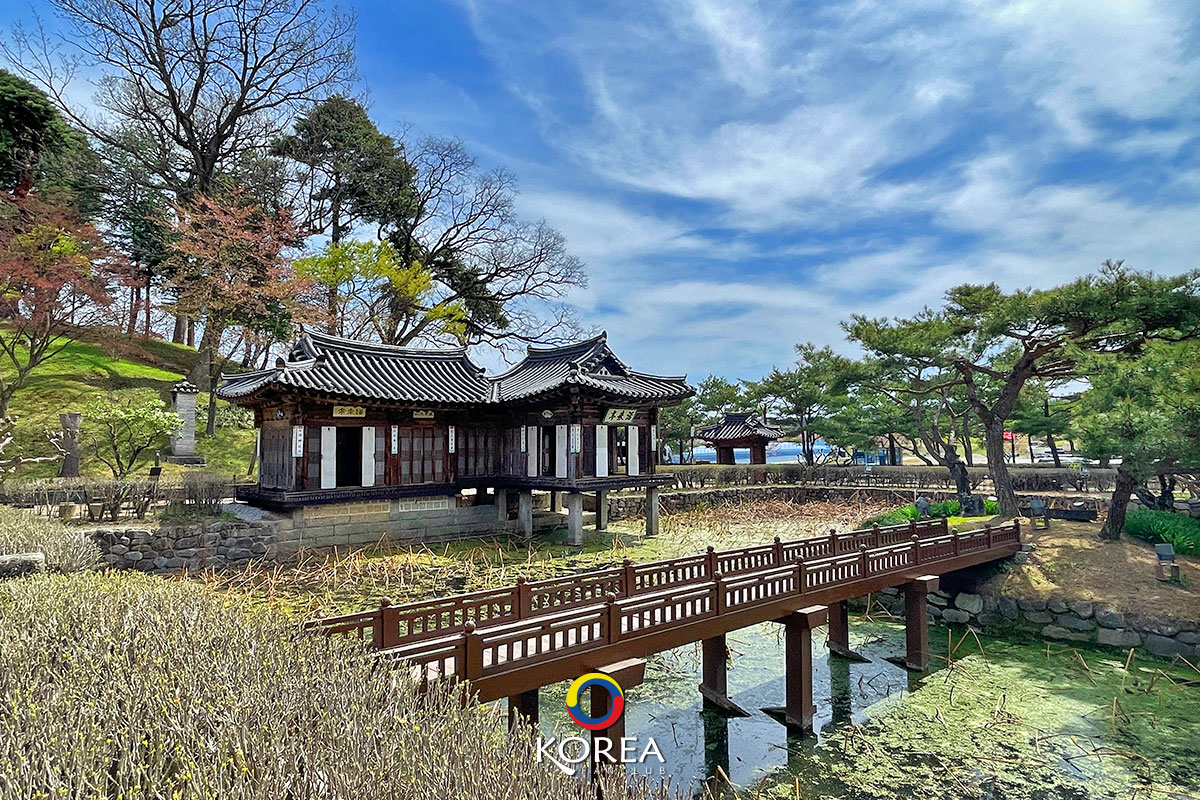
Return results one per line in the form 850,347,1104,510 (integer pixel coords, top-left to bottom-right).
128,285,140,336
1047,432,1062,467
1101,469,1137,540
961,415,974,466
983,418,1018,517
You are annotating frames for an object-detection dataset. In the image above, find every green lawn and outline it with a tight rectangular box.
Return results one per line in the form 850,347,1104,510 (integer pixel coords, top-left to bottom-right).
7,334,256,480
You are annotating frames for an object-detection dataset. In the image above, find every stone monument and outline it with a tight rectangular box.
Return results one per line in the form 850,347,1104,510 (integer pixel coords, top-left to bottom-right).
168,380,206,465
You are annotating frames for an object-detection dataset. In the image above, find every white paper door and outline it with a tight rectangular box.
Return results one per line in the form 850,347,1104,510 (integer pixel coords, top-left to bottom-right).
361,426,376,487
596,425,608,477
627,426,640,476
555,424,568,478
526,426,538,477
320,426,336,488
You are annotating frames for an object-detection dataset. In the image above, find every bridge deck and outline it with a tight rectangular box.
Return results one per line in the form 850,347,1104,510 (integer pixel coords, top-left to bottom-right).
313,518,1020,701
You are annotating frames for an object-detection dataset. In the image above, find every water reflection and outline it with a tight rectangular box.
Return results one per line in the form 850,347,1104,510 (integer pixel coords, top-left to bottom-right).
534,621,914,793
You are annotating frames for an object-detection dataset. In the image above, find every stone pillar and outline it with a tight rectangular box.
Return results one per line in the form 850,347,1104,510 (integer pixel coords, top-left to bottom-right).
595,490,609,531
496,488,509,523
904,575,940,670
763,605,827,732
566,492,584,546
518,491,534,540
645,486,660,537
508,688,539,730
56,412,81,478
168,380,203,464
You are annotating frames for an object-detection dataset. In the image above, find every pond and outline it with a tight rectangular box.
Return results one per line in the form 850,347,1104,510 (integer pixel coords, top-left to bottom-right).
527,621,1200,799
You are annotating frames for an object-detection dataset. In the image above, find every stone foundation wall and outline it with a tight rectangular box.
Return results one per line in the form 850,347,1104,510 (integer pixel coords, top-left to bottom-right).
1129,495,1200,518
274,496,518,558
869,585,1198,658
91,520,279,573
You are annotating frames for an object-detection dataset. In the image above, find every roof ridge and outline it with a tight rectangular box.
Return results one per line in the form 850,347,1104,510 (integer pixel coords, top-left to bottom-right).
523,331,608,358
301,330,477,362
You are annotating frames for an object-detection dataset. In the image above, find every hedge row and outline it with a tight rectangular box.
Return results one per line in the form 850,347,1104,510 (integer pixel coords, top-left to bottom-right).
659,464,1117,493
0,506,98,572
0,572,668,800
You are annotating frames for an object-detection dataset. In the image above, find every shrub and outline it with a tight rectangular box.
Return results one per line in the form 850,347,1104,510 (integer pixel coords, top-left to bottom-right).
1123,509,1200,557
660,464,1115,492
0,505,98,572
0,572,668,800
857,499,999,529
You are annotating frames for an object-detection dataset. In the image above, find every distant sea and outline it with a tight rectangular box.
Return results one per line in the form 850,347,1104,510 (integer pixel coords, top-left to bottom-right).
666,441,831,465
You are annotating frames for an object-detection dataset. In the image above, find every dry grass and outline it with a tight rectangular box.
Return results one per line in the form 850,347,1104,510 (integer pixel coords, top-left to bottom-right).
0,571,672,800
0,505,99,572
987,520,1200,623
196,499,891,617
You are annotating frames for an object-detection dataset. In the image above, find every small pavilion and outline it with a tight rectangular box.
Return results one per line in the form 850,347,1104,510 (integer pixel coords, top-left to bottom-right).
695,412,785,464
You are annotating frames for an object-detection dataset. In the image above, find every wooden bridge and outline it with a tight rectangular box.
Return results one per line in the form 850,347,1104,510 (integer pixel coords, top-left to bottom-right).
313,517,1021,740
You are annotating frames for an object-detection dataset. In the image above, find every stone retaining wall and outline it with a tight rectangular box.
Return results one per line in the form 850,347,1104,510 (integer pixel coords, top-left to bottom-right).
870,583,1198,658
1129,495,1200,519
90,519,279,573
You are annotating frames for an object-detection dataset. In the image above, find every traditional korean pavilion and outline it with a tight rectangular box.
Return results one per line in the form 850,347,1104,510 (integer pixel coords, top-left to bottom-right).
218,330,693,545
695,412,785,464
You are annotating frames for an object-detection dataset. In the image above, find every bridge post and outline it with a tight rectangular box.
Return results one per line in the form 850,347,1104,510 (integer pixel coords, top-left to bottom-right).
645,486,660,536
763,604,827,732
699,634,750,716
828,599,849,652
587,659,645,766
518,491,533,540
903,575,940,670
595,490,608,531
566,492,584,546
508,689,539,731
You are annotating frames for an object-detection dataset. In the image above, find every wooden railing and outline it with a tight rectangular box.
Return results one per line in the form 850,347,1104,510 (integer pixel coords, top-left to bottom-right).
308,518,952,647
313,520,1021,690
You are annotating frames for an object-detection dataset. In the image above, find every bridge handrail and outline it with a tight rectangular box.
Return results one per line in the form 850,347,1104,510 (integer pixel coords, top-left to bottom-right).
451,520,1020,682
308,517,951,646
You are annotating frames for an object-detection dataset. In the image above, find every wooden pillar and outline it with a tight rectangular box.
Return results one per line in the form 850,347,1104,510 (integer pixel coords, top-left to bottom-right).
566,492,584,546
590,684,624,764
586,659,644,767
828,599,849,653
518,491,534,540
763,605,827,732
699,634,748,715
903,575,940,671
645,486,660,537
595,490,608,531
508,689,539,730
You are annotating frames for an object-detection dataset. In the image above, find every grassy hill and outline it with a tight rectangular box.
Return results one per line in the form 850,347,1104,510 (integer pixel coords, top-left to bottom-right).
8,332,257,481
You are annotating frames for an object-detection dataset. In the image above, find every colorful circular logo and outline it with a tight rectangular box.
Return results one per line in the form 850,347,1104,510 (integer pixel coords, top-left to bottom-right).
565,672,625,731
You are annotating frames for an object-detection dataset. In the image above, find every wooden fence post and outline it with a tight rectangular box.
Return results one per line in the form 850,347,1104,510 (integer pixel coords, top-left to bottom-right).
463,621,482,681
516,577,531,619
774,536,784,565
859,546,869,578
872,523,882,548
797,561,807,594
907,519,916,540
1013,518,1022,541
705,546,718,577
911,534,921,566
714,572,726,615
952,528,960,557
622,558,636,597
606,593,621,643
985,524,994,550
829,530,839,556
374,597,391,649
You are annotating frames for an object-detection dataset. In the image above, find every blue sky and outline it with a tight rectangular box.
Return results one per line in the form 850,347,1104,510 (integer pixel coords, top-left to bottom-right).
4,1,1200,383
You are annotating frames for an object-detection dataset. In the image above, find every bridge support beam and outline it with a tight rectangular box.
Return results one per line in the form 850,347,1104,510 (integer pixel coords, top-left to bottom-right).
827,599,870,662
518,491,534,540
903,575,940,671
508,688,539,730
699,634,750,716
645,487,660,537
763,604,828,732
587,658,645,765
595,490,608,531
566,492,584,546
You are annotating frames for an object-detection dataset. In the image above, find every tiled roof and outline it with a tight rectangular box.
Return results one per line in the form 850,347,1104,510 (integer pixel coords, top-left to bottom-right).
695,413,785,442
218,331,490,404
218,330,694,406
